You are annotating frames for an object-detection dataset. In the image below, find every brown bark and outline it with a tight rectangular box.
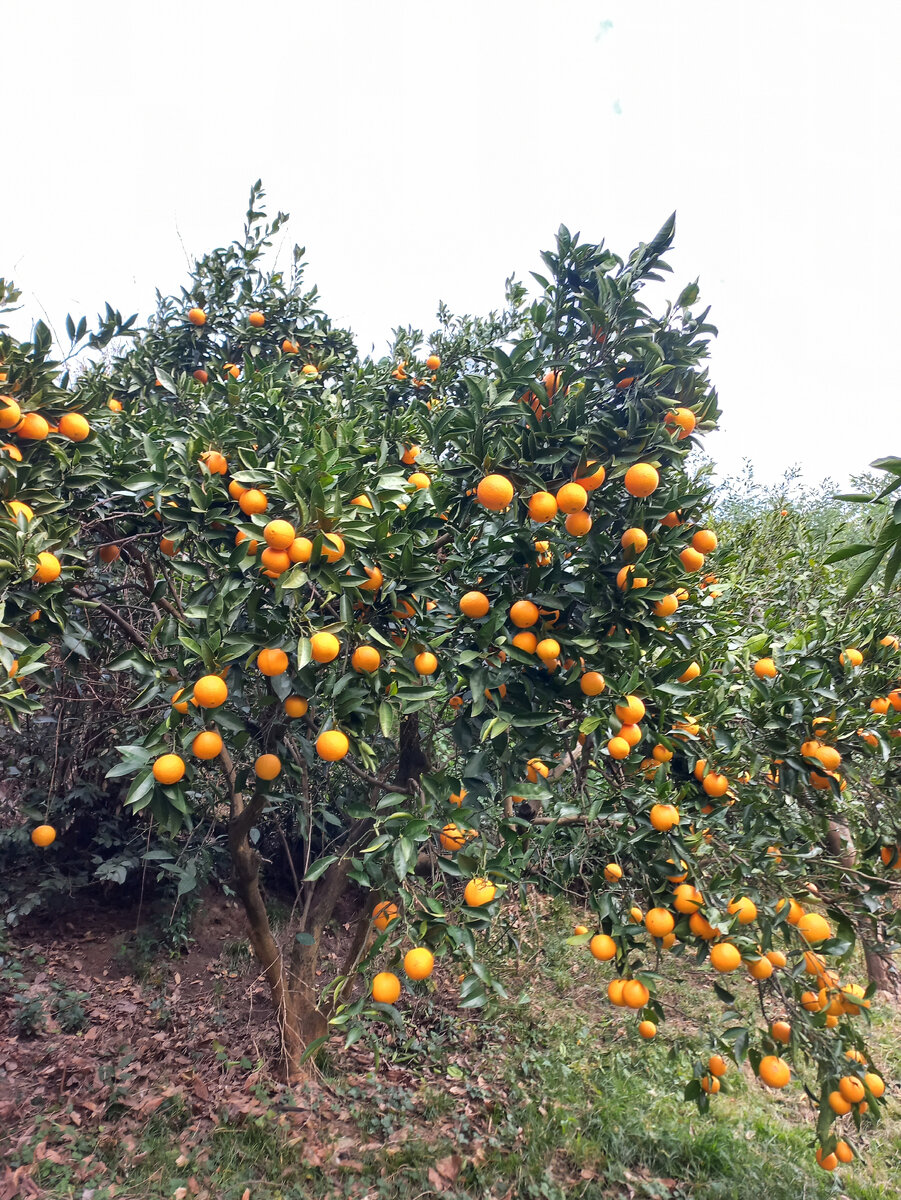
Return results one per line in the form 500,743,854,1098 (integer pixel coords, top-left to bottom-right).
825,820,899,994
221,749,306,1071
222,715,429,1075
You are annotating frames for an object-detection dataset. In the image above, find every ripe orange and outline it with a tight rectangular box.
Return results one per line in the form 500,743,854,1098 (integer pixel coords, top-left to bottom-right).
864,1071,885,1098
527,758,549,781
426,354,441,371
690,912,719,940
678,662,701,683
616,565,648,590
574,461,605,491
580,671,606,696
153,753,186,785
284,696,308,718
607,979,626,1006
16,412,50,440
838,1075,865,1103
608,736,630,760
771,1020,791,1045
159,537,177,557
0,397,21,429
358,564,383,592
33,551,61,583
510,600,539,628
623,463,659,497
556,482,588,514
565,510,592,536
536,638,560,662
58,412,90,442
664,407,696,439
98,544,121,564
200,450,227,475
700,1075,720,1094
679,546,704,571
702,772,729,798
316,729,349,761
691,529,717,554
192,675,227,708
776,897,805,924
709,942,741,972
652,593,678,618
649,803,679,832
603,863,623,882
638,1020,657,1039
835,1141,853,1164
108,397,123,412
408,471,431,490
260,547,290,575
264,520,296,550
282,339,298,354
284,537,310,565
615,695,645,724
414,651,438,675
815,1148,837,1172
513,631,538,654
798,912,831,944
372,971,401,1004
459,590,490,618
620,527,648,553
645,908,675,938
673,884,703,913
746,956,773,980
352,645,381,673
404,947,435,980
477,474,514,511
31,824,57,847
187,307,206,325
248,311,265,327
528,491,558,522
258,648,289,676
753,657,777,679
1,442,22,461
589,933,616,960
320,533,345,563
239,489,268,515
727,897,757,925
708,1054,728,1078
311,632,340,663
840,647,863,666
254,753,281,780
652,744,673,763
439,823,468,852
758,1055,791,1088
766,949,787,969
7,500,34,522
622,979,649,1008
191,730,223,760
373,901,399,931
811,743,841,771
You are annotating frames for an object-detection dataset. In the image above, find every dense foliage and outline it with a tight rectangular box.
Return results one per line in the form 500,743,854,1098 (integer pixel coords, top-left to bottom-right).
2,185,899,1171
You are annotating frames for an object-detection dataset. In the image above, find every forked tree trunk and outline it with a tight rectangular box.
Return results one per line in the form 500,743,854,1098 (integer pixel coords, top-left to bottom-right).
220,717,428,1076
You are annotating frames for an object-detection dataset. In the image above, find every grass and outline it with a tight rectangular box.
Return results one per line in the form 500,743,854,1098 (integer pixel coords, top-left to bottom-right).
7,900,901,1199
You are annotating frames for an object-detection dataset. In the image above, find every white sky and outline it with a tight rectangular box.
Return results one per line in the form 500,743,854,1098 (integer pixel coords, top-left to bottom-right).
4,1,899,486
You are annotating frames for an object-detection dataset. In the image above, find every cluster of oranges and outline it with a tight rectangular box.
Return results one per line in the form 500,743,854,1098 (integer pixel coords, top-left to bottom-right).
368,878,495,1005
1,395,92,585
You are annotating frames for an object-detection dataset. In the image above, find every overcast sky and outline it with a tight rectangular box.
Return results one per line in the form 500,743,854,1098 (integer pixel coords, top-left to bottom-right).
4,1,898,486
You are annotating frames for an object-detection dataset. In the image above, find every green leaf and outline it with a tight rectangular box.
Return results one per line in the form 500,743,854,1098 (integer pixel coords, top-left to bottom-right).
302,855,338,882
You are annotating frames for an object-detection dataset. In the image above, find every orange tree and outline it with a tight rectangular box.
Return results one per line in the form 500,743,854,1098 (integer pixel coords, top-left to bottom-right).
2,196,898,1168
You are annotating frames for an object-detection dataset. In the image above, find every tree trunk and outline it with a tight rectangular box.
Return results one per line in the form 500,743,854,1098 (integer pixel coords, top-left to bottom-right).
221,718,429,1076
825,819,899,995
